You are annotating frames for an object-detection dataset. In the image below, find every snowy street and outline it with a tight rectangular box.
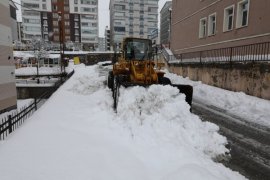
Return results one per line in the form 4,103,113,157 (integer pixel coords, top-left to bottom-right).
193,101,270,179
0,64,247,180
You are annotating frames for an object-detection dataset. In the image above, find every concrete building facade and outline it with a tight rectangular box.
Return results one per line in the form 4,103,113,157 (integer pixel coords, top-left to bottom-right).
171,0,270,55
0,0,17,113
160,1,172,48
98,37,105,51
109,0,159,49
21,0,98,50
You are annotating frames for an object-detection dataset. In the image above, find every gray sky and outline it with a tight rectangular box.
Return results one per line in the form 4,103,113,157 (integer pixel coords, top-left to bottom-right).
14,0,169,37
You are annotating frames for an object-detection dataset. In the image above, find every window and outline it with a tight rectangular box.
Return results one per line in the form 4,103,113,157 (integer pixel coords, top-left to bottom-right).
114,26,125,32
53,21,58,26
44,34,48,40
74,0,78,4
23,3,39,9
42,4,47,10
74,7,78,12
236,0,249,28
53,5,57,11
199,17,207,38
208,13,216,36
224,5,234,32
64,6,69,11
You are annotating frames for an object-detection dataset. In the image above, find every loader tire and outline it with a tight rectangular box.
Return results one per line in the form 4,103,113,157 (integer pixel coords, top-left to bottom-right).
159,77,171,85
107,71,114,90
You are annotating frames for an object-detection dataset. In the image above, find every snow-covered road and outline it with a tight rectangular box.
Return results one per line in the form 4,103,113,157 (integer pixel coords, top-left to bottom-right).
0,64,246,180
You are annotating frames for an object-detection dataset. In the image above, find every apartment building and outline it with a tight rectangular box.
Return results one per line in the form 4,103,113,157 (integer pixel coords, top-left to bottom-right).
109,0,159,49
105,26,111,51
171,0,270,54
0,0,17,113
98,37,105,51
21,0,98,50
160,1,172,47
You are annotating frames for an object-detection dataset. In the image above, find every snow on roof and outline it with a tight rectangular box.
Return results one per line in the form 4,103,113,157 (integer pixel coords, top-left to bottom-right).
13,51,35,60
48,54,60,58
13,51,60,59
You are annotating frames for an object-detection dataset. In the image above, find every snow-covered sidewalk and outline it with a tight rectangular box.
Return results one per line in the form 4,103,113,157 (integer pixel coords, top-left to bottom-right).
0,64,246,180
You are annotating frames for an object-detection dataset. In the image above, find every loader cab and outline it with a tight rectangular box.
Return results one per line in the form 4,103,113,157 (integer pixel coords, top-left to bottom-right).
123,38,152,61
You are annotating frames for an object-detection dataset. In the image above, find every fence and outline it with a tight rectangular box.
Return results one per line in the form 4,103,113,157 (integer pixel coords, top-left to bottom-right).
0,70,74,140
165,42,270,64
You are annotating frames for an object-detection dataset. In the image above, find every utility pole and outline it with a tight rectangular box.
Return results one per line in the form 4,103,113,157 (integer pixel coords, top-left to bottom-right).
58,15,66,80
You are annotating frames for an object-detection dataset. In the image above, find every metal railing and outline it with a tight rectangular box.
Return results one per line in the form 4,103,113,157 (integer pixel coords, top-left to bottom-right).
0,70,74,140
165,42,270,64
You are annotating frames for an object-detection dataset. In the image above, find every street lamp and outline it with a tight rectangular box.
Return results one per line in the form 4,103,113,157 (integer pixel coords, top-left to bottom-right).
168,7,172,49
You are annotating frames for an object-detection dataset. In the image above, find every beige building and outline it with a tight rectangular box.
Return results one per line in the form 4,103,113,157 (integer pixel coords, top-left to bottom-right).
0,0,17,113
171,0,270,54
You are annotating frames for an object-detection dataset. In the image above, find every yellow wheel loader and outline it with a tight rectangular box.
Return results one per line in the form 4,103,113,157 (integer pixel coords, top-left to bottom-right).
107,37,193,112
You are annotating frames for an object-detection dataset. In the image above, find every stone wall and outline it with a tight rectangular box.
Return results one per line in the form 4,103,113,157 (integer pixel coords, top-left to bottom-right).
167,62,270,100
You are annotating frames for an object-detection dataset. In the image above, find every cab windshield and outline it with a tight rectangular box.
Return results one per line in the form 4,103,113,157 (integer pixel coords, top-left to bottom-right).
125,39,152,60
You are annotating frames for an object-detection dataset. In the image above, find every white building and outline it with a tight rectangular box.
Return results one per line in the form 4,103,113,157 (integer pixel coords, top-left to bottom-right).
20,0,98,50
21,0,52,41
69,0,99,50
109,0,159,49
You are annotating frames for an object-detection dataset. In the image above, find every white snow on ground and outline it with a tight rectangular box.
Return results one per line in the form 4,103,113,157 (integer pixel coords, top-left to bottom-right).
166,72,270,127
0,64,246,180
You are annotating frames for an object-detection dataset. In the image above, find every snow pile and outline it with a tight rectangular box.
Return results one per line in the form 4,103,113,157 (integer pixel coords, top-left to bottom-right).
0,65,246,180
117,85,227,158
166,72,270,127
68,65,105,95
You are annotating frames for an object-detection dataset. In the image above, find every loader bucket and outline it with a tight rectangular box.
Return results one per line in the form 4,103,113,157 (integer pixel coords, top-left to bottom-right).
171,84,193,111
